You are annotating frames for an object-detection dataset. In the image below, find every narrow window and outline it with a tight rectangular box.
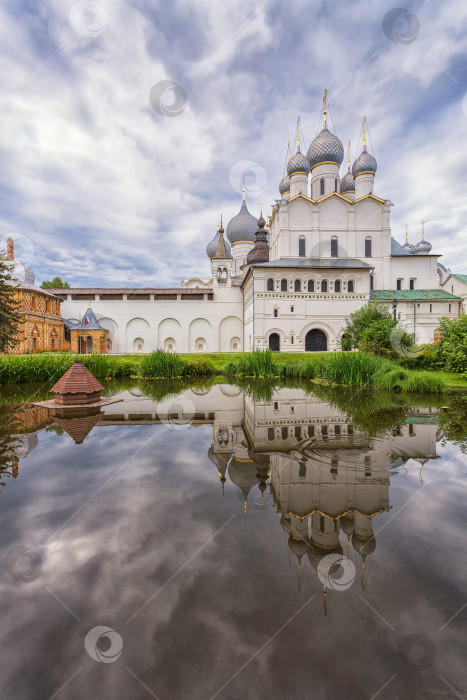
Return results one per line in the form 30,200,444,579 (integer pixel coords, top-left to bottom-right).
308,425,314,437
430,303,432,313
267,278,274,291
299,462,306,478
348,280,354,292
273,308,278,318
320,516,325,532
308,279,314,292
370,275,374,290
291,336,294,344
335,178,337,192
281,279,287,291
294,279,301,292
268,428,274,440
365,237,372,257
449,303,452,313
335,280,341,292
299,237,305,257
290,306,295,313
281,427,288,440
409,278,415,290
331,237,338,257
397,279,402,290
320,178,325,195
274,401,279,410
321,280,328,292
322,425,328,436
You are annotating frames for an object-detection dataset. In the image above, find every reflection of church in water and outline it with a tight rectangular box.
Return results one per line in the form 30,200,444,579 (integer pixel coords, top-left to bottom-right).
4,386,443,599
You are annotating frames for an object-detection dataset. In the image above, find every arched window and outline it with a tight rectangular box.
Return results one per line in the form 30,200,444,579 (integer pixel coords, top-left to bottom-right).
308,279,315,292
370,275,374,290
334,280,341,292
321,280,328,292
331,236,338,257
320,178,325,195
299,236,305,257
294,279,301,292
365,237,372,257
281,279,287,291
348,280,354,293
267,278,274,291
273,308,278,318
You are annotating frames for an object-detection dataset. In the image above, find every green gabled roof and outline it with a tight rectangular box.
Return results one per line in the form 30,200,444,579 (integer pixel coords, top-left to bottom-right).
450,274,467,284
370,289,462,302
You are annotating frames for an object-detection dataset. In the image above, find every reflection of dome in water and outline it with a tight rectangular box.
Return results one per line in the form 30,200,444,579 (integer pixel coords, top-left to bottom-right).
219,385,242,397
339,515,355,537
307,541,343,570
129,388,144,397
280,515,292,534
228,459,258,501
288,536,309,558
191,388,210,396
352,534,376,557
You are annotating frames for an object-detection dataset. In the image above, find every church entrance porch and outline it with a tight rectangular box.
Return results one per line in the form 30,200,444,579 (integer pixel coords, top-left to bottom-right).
305,329,327,352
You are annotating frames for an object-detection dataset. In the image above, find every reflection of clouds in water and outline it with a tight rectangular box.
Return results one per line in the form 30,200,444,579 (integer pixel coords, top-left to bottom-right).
0,394,465,698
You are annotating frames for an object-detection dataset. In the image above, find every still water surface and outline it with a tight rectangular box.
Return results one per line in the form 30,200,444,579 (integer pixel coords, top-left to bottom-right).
0,380,466,699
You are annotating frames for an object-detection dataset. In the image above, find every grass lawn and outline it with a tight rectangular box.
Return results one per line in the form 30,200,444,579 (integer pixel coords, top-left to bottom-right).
179,352,330,371
437,371,467,388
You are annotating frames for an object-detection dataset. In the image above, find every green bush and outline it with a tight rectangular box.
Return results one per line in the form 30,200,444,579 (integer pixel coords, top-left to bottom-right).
341,303,412,357
434,314,467,372
184,358,216,376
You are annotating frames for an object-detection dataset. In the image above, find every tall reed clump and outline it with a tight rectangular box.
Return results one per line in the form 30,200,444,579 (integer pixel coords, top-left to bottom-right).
226,349,277,377
320,352,387,386
400,371,446,393
0,354,74,384
139,350,186,378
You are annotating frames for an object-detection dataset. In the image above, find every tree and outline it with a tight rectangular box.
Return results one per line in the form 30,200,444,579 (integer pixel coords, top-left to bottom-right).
41,277,70,289
0,253,21,353
434,314,467,373
340,303,412,358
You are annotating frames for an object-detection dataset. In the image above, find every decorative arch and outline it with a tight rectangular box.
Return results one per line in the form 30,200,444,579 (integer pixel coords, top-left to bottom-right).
126,318,150,353
305,329,327,352
159,318,181,350
189,318,212,352
219,316,243,352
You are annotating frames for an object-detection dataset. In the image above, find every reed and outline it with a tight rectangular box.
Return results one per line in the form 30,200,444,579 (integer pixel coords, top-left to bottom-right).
139,350,186,378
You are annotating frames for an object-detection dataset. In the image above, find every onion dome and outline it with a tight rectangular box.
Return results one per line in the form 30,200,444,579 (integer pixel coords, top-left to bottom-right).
402,228,416,254
414,221,432,254
206,224,222,259
339,515,355,537
228,459,258,507
308,127,344,168
226,194,257,245
213,222,232,259
246,213,269,265
352,145,377,177
340,170,355,194
9,260,35,284
279,174,290,195
287,144,310,177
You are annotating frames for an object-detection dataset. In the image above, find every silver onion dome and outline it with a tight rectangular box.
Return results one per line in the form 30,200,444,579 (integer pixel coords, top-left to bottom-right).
415,238,432,254
9,260,35,284
403,240,416,254
352,145,377,177
287,146,310,176
340,169,355,194
226,199,258,245
279,174,290,195
206,225,232,259
307,127,344,168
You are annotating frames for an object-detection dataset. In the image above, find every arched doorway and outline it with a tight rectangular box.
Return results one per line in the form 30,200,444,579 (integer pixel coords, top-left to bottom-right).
305,329,327,352
269,333,280,352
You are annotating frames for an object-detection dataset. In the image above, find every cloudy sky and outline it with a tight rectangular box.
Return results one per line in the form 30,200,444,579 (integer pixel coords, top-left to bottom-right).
1,0,466,287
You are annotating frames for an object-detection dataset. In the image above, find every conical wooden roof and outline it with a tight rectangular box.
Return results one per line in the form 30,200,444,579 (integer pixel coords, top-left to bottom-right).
51,361,104,395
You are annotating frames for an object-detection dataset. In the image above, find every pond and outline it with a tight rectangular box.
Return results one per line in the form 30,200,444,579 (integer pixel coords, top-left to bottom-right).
0,380,466,700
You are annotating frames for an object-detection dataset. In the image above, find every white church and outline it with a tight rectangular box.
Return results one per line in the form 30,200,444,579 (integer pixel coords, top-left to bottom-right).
49,95,463,354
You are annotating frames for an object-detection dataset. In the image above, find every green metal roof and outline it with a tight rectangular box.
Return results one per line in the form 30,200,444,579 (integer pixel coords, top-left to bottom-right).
370,289,462,302
450,274,467,284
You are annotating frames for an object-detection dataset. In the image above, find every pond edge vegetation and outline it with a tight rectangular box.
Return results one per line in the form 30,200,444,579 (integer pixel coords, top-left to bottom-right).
0,348,455,393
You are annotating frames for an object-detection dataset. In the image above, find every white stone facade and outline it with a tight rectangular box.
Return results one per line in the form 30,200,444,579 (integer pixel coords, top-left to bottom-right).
51,113,463,354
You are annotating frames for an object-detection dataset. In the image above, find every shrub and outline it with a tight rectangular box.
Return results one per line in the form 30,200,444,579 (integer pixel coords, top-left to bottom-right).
139,350,186,378
184,358,215,376
434,314,467,373
341,303,412,357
